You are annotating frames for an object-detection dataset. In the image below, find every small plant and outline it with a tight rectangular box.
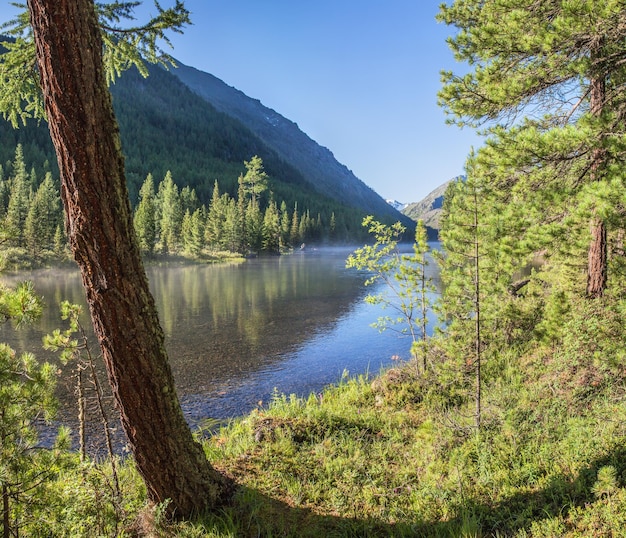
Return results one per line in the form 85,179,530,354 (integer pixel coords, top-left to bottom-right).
592,465,619,499
0,282,69,538
43,301,123,524
347,216,436,372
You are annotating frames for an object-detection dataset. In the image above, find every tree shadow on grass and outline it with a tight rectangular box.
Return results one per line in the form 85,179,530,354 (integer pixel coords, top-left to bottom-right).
214,445,626,537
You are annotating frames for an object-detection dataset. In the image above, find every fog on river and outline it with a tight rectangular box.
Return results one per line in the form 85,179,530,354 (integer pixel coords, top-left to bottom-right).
0,246,440,451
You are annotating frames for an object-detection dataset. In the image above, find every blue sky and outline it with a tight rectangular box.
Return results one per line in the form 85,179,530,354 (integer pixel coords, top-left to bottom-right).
1,1,481,203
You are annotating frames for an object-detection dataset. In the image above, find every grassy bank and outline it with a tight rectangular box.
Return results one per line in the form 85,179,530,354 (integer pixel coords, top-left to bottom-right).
29,322,626,536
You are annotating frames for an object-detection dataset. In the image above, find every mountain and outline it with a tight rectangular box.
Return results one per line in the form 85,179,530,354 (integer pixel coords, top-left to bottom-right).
0,42,411,238
170,62,412,227
402,177,463,233
386,199,407,211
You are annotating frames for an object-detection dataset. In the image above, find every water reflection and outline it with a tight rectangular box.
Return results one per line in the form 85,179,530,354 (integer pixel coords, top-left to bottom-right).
0,246,439,443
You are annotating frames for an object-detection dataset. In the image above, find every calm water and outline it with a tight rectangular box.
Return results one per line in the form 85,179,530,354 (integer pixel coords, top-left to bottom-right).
0,246,439,447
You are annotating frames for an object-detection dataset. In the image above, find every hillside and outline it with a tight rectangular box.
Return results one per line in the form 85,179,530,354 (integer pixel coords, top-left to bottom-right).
402,177,460,232
171,62,411,227
0,42,411,238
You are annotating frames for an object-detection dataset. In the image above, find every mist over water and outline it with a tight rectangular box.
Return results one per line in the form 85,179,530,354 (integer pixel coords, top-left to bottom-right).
0,246,439,450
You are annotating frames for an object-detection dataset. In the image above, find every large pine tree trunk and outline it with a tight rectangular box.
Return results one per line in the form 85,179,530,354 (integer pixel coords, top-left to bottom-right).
28,0,227,517
586,45,608,299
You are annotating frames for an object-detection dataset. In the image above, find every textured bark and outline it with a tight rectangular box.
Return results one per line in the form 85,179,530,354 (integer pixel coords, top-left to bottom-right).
586,43,608,299
587,217,607,298
28,0,227,517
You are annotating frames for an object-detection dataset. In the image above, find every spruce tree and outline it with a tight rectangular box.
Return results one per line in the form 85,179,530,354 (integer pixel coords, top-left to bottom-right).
205,180,225,249
133,173,157,255
279,200,291,250
24,172,61,256
5,145,30,246
262,198,281,254
157,171,183,254
239,155,268,205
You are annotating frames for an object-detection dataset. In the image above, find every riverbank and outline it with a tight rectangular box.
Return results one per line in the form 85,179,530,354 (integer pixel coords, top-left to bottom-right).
32,326,626,536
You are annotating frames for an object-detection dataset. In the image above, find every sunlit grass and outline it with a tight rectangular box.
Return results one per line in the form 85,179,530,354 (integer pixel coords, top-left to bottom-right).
26,310,626,537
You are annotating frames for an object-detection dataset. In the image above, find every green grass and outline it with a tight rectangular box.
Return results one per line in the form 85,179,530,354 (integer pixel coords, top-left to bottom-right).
21,293,626,536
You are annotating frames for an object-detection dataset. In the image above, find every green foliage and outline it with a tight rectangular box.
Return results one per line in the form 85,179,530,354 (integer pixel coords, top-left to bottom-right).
438,0,626,298
133,172,157,255
0,281,70,538
347,216,435,371
0,1,190,126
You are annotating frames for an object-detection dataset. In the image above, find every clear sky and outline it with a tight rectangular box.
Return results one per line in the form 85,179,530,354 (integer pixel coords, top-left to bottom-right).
1,1,481,204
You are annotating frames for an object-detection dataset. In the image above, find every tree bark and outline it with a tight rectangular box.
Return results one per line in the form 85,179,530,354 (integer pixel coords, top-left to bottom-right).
28,0,227,517
586,43,608,299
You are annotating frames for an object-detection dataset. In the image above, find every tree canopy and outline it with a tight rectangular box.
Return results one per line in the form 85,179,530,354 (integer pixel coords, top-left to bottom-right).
438,0,626,298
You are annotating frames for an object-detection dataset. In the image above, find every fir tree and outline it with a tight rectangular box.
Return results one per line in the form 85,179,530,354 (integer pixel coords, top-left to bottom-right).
133,173,157,255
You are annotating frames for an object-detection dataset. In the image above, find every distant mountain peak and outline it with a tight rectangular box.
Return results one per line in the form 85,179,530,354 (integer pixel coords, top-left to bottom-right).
402,175,465,231
386,199,407,211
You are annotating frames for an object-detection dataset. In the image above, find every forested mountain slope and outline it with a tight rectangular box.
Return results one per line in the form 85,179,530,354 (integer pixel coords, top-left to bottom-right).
171,62,410,225
0,43,411,237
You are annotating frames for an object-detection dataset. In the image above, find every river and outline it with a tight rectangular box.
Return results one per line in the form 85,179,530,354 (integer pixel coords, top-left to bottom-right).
0,246,439,450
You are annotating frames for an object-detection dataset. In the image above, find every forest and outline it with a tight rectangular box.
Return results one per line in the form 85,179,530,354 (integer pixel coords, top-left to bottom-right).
0,144,345,269
1,0,626,536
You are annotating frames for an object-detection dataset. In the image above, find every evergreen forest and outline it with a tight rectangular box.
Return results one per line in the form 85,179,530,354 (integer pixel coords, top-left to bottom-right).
0,144,362,269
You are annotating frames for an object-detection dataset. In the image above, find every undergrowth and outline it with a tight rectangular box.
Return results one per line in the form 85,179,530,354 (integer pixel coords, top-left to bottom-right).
19,294,626,536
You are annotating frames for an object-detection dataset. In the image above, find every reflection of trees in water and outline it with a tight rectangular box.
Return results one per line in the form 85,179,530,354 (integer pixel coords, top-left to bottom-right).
148,254,366,392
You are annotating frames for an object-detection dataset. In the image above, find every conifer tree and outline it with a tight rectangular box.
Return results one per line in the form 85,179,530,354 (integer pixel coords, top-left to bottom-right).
438,0,626,298
133,173,157,255
245,199,263,253
205,180,225,249
24,172,61,256
157,171,182,253
239,155,268,205
7,0,229,516
435,166,516,429
0,282,69,538
181,208,205,256
223,197,240,253
5,145,30,246
279,200,290,250
262,198,281,253
290,202,300,246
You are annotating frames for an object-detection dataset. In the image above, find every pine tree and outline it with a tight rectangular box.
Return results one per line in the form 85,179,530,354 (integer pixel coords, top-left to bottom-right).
262,199,281,254
245,199,263,253
24,172,61,256
435,167,515,429
290,202,300,247
17,0,229,516
205,180,225,249
181,208,205,257
438,0,626,298
279,200,290,250
0,282,69,538
239,155,268,205
5,144,31,246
